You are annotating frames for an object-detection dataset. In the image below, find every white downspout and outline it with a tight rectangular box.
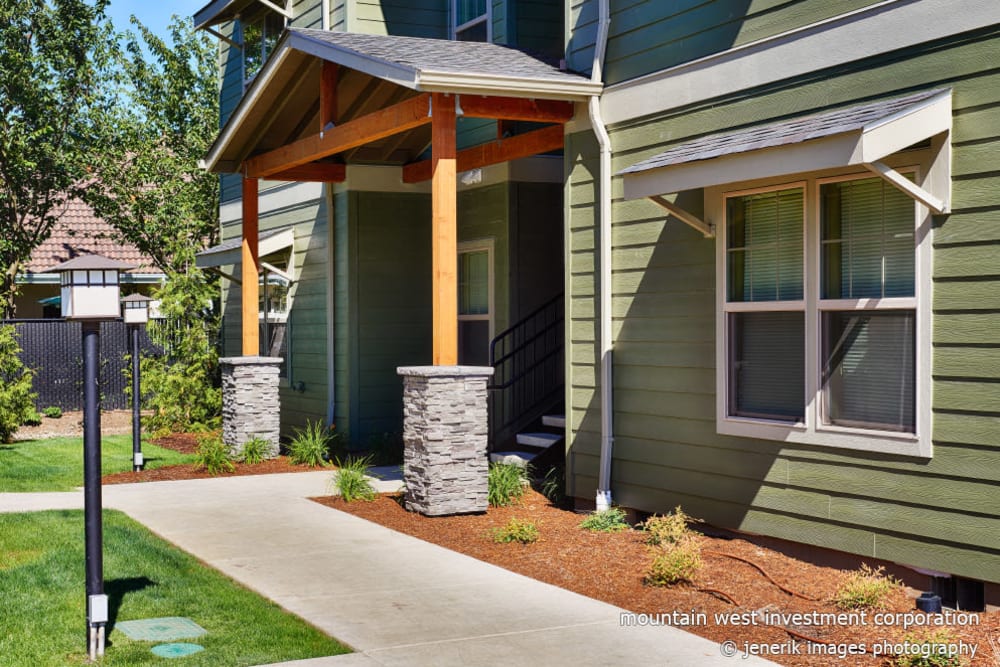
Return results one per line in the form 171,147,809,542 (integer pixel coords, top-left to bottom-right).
321,0,330,30
588,0,613,512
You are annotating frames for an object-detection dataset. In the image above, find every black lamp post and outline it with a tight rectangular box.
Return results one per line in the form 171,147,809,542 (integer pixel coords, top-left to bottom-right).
47,254,133,660
122,294,152,472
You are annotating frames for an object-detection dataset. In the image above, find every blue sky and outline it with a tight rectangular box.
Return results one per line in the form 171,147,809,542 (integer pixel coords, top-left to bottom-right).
106,0,208,40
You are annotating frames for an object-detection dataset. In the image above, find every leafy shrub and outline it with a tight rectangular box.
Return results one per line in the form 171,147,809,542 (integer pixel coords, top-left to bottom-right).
0,321,37,442
487,462,530,507
288,420,331,467
893,630,965,667
539,465,565,504
21,410,42,427
832,563,901,610
491,518,539,544
332,455,377,502
239,436,270,465
641,506,697,546
42,406,62,419
645,540,702,586
579,506,630,532
195,433,234,475
137,269,222,434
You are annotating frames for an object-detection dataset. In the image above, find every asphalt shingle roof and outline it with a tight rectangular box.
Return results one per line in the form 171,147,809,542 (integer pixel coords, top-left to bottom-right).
291,28,588,85
619,89,949,176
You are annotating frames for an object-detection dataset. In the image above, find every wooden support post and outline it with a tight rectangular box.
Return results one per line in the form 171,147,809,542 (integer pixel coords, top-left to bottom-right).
320,62,338,130
241,176,260,356
431,93,457,366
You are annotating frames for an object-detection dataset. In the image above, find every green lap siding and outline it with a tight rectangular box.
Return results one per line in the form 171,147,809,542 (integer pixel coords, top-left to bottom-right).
350,0,447,37
567,30,1000,583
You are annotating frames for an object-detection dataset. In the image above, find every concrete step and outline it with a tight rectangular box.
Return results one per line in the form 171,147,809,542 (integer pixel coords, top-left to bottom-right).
516,432,563,449
541,414,565,429
489,451,537,467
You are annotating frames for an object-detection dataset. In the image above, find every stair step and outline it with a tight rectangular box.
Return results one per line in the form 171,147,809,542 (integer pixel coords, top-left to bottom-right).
490,451,537,467
516,432,563,449
541,414,565,429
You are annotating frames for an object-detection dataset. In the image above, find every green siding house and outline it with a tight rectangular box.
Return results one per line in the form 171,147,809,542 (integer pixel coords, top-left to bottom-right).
194,0,1000,600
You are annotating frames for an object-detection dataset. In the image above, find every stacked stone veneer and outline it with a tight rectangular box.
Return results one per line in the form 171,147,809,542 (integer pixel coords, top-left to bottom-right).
220,356,282,459
398,366,494,516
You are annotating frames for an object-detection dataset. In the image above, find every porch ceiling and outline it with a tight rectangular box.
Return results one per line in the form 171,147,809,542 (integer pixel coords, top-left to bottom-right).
203,29,600,175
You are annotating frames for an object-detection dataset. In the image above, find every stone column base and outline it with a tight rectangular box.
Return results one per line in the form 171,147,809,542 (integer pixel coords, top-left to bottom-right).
398,365,494,516
220,356,282,459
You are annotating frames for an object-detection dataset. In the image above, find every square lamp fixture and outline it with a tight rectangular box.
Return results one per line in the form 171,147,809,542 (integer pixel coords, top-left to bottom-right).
122,293,154,325
46,254,135,320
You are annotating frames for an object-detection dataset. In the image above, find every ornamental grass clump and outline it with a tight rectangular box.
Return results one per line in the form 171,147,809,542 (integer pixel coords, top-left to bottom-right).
491,518,540,544
487,462,530,507
579,506,630,532
892,629,965,667
832,563,901,610
641,506,698,546
332,455,377,502
239,436,270,465
645,539,703,586
195,433,234,475
288,420,331,467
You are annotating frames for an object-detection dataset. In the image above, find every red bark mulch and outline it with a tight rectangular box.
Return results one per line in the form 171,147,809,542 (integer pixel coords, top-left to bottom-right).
313,490,1000,667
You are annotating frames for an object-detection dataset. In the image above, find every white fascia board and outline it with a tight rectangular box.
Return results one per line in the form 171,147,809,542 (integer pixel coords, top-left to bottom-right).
622,133,863,200
860,90,952,162
601,0,999,126
417,71,602,102
203,45,294,173
196,228,295,268
286,31,419,90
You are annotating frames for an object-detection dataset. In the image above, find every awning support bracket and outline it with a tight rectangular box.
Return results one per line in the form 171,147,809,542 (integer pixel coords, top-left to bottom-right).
204,27,241,49
252,0,293,19
649,195,715,238
863,159,949,215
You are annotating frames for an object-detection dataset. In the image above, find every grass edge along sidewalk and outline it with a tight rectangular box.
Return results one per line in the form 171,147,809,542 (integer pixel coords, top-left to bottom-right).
0,435,195,492
0,509,350,666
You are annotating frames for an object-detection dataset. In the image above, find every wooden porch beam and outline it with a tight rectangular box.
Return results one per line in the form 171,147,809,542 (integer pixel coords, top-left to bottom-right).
458,95,574,123
320,61,338,129
267,163,346,182
431,93,458,366
402,124,564,184
241,176,260,356
244,93,432,178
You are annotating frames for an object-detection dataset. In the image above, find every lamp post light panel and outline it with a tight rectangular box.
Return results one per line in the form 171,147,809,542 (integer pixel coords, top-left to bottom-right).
122,293,153,325
49,254,135,320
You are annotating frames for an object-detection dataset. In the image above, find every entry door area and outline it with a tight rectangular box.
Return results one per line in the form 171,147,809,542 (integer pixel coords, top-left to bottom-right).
458,240,494,366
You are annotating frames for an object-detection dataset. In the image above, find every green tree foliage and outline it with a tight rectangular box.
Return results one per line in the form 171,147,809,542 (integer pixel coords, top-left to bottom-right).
84,15,219,275
140,262,222,434
0,0,115,315
0,298,37,442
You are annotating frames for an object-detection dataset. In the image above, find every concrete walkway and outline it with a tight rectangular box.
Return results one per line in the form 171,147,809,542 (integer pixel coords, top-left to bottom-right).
1,471,777,667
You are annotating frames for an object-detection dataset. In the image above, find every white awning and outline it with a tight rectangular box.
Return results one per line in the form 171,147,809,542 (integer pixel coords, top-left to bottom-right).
195,228,294,269
621,88,952,221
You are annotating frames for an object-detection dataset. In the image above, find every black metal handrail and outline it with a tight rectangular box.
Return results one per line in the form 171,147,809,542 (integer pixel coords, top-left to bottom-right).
488,292,564,448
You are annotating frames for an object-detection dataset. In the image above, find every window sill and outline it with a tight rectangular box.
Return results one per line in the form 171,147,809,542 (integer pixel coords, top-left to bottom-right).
717,417,931,458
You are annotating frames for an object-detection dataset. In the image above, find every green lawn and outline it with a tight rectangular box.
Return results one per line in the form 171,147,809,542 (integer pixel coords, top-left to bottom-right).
0,510,350,666
0,435,196,492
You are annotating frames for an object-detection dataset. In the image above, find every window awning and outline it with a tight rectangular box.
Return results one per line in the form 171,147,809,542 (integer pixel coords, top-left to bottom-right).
620,88,952,231
193,0,290,30
195,228,294,269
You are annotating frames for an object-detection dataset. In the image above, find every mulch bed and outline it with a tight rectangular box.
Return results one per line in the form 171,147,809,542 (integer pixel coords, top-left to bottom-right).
101,433,325,485
313,490,1000,667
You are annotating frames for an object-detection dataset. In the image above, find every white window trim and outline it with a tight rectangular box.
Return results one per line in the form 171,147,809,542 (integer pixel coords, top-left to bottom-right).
450,0,492,41
710,156,933,458
458,239,495,342
240,11,287,90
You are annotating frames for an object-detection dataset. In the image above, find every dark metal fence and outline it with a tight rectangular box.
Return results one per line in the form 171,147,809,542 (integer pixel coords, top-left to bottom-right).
2,319,158,411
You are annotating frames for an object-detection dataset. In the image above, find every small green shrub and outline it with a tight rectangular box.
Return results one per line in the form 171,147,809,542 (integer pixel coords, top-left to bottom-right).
539,465,565,504
239,436,270,465
579,506,630,532
893,630,965,667
20,410,42,427
487,462,530,507
641,506,697,546
0,320,36,442
42,406,62,419
288,420,330,467
195,433,234,475
832,563,901,610
491,518,539,544
645,540,702,586
332,455,377,502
